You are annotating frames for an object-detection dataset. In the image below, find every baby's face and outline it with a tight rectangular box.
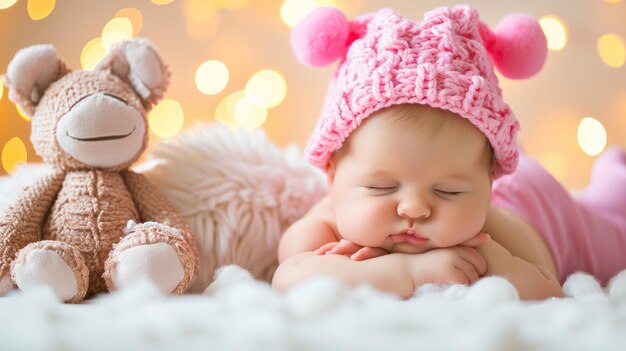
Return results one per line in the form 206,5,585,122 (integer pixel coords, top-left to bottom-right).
328,106,493,254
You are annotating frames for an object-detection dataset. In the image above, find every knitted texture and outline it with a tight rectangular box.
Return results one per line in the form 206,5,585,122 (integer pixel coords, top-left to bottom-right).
31,70,148,172
304,6,523,177
0,39,199,302
0,171,65,278
12,240,90,303
44,171,140,297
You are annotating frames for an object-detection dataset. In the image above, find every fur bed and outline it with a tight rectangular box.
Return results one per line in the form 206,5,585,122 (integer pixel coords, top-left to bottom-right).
1,125,625,350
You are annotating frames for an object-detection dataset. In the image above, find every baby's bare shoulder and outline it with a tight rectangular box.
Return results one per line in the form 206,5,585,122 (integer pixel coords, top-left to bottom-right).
278,195,340,262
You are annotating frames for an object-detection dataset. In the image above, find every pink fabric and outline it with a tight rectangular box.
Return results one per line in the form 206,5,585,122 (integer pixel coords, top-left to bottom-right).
304,6,525,177
492,149,626,285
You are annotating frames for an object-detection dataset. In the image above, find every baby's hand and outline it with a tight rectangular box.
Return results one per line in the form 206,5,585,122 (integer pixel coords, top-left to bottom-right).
459,232,491,247
314,239,389,261
410,246,487,286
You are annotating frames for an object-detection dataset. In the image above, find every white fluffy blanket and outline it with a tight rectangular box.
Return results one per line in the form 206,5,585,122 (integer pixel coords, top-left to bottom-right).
1,125,625,350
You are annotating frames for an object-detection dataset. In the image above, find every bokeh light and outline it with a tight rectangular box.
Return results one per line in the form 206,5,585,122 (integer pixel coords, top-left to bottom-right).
281,0,338,28
539,16,568,51
538,151,568,181
149,99,185,138
0,0,18,10
215,90,245,129
115,8,143,36
101,17,133,50
605,0,623,3
183,0,219,39
0,78,4,101
245,70,287,108
27,0,55,20
151,0,174,5
597,33,625,68
195,60,229,95
2,137,27,174
577,117,607,156
217,0,249,9
16,105,31,122
234,96,268,129
81,38,107,70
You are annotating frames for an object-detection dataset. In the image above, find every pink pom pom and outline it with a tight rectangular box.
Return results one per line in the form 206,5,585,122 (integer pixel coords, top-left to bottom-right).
290,7,350,67
488,14,547,79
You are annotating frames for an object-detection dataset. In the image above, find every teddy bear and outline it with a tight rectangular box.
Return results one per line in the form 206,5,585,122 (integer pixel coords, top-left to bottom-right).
0,38,198,303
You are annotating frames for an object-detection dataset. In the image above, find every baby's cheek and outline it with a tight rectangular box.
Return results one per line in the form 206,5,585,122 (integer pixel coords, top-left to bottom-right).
439,208,486,246
336,201,390,246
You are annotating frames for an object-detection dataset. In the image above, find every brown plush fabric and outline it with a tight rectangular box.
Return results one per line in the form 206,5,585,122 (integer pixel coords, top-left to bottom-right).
0,170,65,278
12,240,90,303
44,170,140,297
30,70,148,173
1,60,69,118
0,39,199,302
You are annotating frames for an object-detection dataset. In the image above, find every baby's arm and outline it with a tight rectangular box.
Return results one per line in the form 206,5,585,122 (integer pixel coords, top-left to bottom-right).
477,241,563,300
274,216,487,298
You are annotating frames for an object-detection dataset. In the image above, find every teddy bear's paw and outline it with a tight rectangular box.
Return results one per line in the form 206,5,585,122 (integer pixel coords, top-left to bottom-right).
12,249,80,302
110,242,185,294
0,274,16,296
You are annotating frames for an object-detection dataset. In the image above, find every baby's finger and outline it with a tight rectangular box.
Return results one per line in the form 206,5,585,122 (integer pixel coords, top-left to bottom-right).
314,241,340,255
350,247,388,261
454,259,480,284
460,233,491,247
327,240,363,255
456,247,487,276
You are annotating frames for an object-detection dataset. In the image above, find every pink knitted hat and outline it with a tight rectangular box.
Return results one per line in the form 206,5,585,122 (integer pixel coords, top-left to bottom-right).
291,6,547,177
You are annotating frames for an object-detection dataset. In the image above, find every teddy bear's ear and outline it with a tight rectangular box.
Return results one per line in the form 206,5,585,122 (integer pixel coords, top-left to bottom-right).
95,38,170,110
2,44,69,117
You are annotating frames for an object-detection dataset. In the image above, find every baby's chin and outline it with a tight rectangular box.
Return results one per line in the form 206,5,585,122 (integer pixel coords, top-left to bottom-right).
387,242,433,255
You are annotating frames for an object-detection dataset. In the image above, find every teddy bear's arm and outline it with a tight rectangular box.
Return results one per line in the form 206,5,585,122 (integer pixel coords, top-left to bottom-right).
121,170,199,259
0,170,66,277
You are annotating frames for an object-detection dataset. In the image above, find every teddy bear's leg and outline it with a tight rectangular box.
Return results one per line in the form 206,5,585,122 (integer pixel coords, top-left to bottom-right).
104,222,196,294
0,274,15,296
11,240,89,303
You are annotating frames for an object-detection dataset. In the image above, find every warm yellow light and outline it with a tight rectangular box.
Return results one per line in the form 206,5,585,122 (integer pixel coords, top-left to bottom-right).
597,33,625,68
577,117,607,156
0,79,4,101
186,20,220,39
234,96,268,129
184,0,219,39
215,90,245,129
115,8,143,36
0,0,18,10
184,0,217,23
148,99,185,138
27,0,55,20
245,70,287,108
281,0,338,28
151,0,174,4
538,151,568,181
81,38,107,70
539,16,568,51
195,60,229,95
217,0,249,9
605,0,623,3
2,137,28,174
16,105,31,122
102,17,133,50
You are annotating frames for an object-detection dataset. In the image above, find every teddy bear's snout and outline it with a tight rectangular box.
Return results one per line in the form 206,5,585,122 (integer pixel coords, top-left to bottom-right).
55,92,147,168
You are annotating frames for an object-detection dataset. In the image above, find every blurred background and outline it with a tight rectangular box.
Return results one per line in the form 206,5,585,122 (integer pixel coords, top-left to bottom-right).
0,0,624,190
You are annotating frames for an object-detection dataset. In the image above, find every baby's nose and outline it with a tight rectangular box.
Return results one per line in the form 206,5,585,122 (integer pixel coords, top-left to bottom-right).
397,196,431,220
